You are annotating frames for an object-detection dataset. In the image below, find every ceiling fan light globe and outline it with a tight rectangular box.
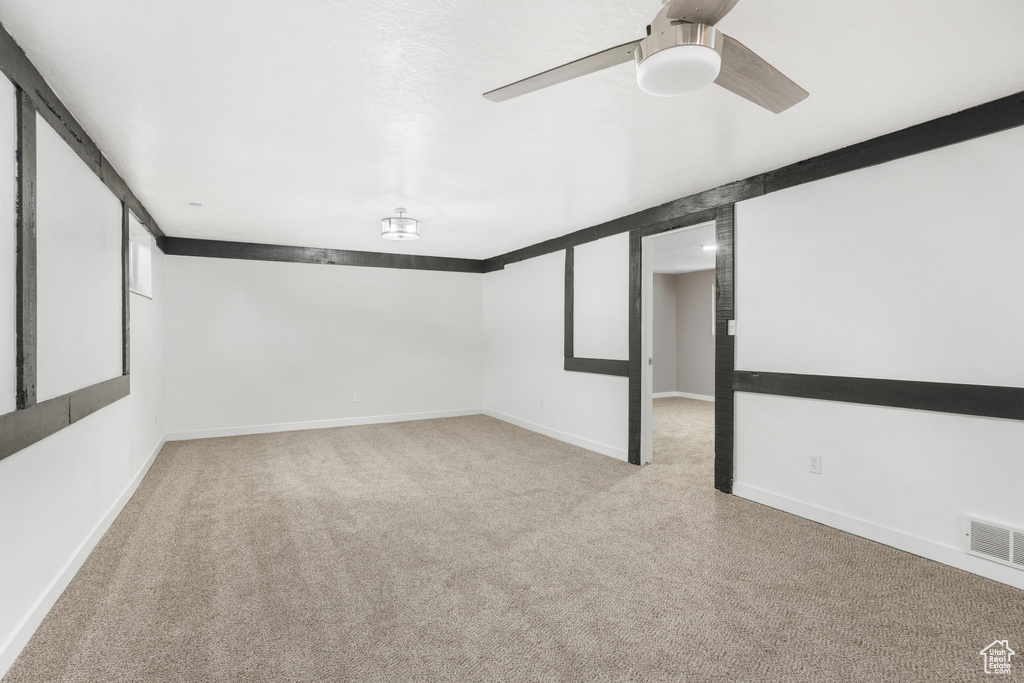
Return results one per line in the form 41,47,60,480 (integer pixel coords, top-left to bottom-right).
636,44,721,97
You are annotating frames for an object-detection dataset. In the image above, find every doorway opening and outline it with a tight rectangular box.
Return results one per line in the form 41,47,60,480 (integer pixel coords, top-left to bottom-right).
640,222,717,466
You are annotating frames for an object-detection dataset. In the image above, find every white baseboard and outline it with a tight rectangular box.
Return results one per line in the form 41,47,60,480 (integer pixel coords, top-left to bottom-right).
0,436,167,679
166,408,484,441
652,391,714,402
733,482,1024,592
483,409,627,462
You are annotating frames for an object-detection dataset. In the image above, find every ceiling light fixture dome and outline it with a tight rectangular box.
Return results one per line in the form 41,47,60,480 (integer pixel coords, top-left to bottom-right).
635,23,722,97
381,207,420,241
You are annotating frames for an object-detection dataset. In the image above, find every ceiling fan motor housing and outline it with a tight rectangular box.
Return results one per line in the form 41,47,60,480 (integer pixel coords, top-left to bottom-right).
635,23,723,97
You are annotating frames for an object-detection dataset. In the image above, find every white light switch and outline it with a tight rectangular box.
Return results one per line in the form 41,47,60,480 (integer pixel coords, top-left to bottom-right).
727,320,736,336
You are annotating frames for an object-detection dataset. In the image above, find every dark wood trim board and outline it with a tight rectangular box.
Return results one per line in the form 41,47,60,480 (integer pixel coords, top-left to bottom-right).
712,206,736,493
1,27,141,461
564,248,574,359
163,237,486,274
15,87,36,409
626,208,735,480
626,232,642,465
121,202,131,375
562,247,630,378
0,21,164,243
0,376,130,462
734,371,1024,422
484,88,1024,272
564,357,629,377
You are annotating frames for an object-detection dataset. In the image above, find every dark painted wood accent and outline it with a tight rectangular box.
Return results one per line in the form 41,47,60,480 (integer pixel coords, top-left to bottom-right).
764,90,1024,194
713,206,736,493
0,20,165,243
628,208,735,477
484,179,763,272
639,209,718,238
0,24,148,460
0,375,130,462
482,89,1024,274
163,237,486,273
15,87,36,409
562,245,631,378
733,371,1024,422
564,357,629,377
564,248,574,359
70,375,130,423
626,231,642,465
121,202,130,375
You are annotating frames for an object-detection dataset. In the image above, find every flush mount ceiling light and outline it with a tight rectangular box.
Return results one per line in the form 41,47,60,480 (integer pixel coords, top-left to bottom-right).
635,23,721,97
380,207,420,241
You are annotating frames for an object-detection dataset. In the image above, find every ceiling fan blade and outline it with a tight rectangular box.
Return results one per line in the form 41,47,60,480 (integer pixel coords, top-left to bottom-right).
714,33,808,113
664,0,741,25
484,39,642,102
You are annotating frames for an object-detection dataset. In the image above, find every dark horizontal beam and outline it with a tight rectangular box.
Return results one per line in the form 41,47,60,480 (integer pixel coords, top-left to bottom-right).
0,375,130,461
764,89,1024,194
484,179,763,272
163,237,487,273
564,357,629,377
483,88,1024,271
734,371,1024,422
0,21,164,243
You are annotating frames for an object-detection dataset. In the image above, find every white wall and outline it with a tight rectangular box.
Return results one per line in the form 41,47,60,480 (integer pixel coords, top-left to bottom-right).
35,112,122,401
0,77,14,415
484,247,628,460
573,233,629,360
733,124,1024,590
0,247,165,675
162,256,483,437
675,269,715,398
652,273,677,394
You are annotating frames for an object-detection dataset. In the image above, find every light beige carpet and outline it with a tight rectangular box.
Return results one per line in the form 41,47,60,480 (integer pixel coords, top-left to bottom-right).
4,402,1022,682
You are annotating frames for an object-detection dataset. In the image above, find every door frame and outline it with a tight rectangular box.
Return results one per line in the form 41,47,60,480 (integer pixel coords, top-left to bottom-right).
639,220,718,465
628,205,735,493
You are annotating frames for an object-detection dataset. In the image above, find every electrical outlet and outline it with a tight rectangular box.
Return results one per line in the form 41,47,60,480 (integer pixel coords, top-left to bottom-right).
810,455,822,475
353,393,361,403
540,399,545,409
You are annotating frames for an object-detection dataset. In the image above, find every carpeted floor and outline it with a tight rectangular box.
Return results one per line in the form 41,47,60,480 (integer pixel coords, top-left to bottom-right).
5,400,1022,681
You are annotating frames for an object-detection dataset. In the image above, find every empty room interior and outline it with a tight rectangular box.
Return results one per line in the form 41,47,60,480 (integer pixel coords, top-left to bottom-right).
2,1,1024,680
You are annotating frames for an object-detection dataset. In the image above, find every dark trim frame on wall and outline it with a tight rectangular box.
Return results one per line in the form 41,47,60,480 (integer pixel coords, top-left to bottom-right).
0,45,136,462
562,247,629,377
483,89,1024,273
504,88,1024,482
162,237,487,274
0,22,164,245
734,372,1024,422
623,208,736,489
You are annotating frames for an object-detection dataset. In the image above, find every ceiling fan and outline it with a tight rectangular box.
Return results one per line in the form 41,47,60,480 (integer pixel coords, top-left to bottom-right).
483,0,807,113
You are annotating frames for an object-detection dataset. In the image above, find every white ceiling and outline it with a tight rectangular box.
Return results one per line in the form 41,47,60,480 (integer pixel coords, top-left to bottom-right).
649,222,715,274
2,1,1024,259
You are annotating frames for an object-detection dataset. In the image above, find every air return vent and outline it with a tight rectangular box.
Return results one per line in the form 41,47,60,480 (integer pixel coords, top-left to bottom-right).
966,518,1024,570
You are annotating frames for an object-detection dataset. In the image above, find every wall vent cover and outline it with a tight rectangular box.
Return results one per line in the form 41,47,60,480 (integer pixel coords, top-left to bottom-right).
966,518,1024,570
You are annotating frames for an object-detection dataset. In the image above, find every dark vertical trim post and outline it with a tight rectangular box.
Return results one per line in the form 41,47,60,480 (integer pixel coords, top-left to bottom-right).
562,245,630,377
713,205,736,493
564,248,574,359
121,202,130,375
0,20,165,244
15,87,36,409
626,230,642,465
